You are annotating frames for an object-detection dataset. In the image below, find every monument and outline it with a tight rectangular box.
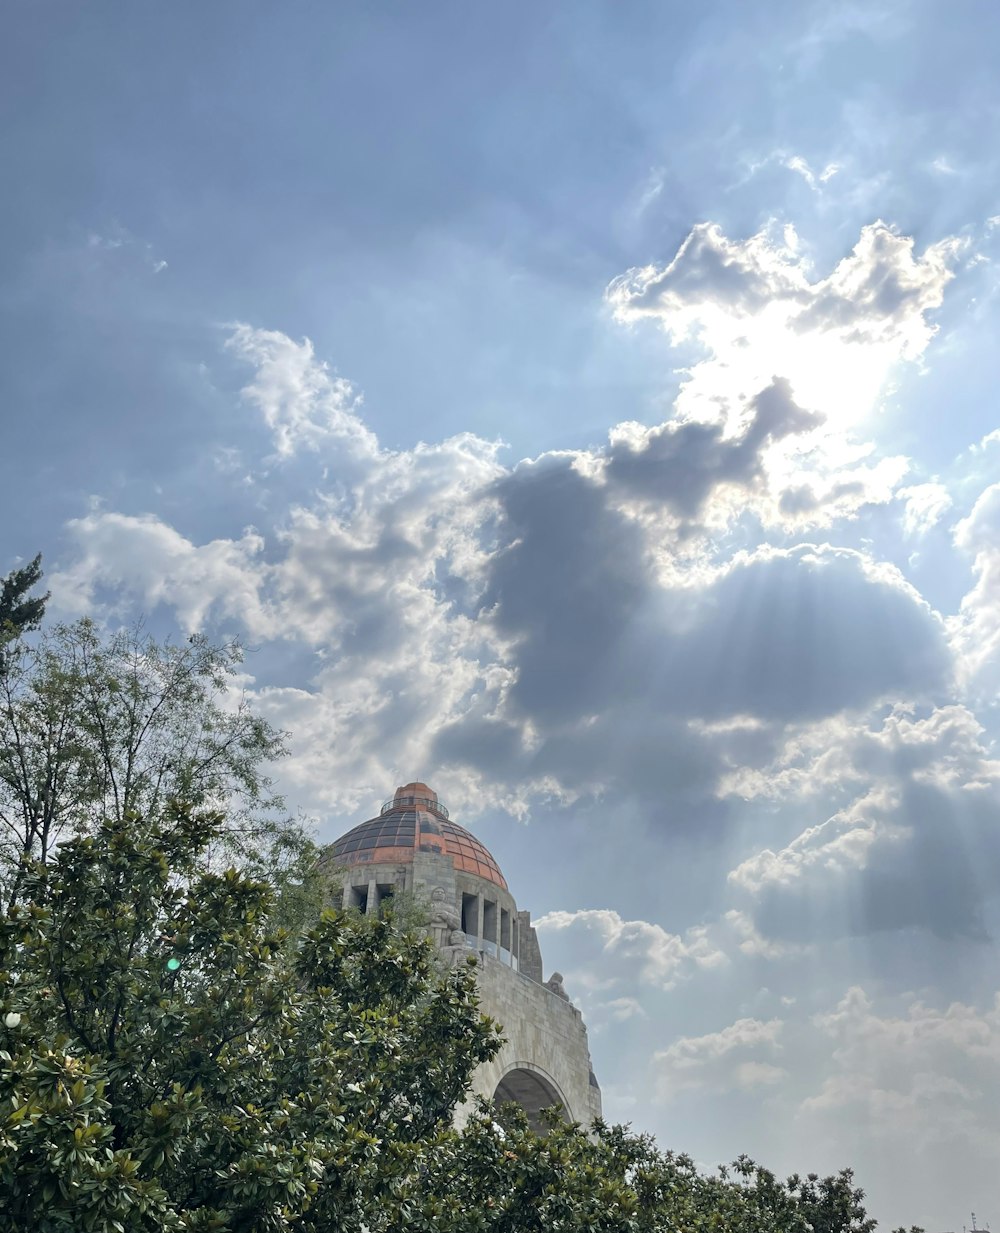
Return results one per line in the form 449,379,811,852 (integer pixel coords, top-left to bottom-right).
322,781,602,1131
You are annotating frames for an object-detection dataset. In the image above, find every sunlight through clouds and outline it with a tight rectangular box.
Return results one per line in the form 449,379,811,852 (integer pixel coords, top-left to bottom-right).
607,221,963,432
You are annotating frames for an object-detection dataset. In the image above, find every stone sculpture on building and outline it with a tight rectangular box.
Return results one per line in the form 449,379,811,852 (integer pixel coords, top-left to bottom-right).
429,885,462,943
545,971,570,1001
322,780,602,1132
443,927,470,967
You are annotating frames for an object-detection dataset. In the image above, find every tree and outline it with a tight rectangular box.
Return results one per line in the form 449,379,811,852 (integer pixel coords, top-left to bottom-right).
0,554,48,645
1,805,501,1231
0,800,899,1232
407,1115,884,1233
0,617,293,910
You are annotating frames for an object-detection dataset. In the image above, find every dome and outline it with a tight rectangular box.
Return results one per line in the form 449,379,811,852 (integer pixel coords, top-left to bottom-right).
329,782,508,890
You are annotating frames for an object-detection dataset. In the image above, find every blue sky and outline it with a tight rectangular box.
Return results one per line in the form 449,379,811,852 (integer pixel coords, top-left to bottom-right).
4,2,1000,1225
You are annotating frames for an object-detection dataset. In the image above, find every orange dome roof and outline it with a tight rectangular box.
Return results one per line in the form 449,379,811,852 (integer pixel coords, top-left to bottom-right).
329,783,507,890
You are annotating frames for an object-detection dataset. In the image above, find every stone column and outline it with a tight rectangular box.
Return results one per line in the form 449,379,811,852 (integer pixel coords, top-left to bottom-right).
366,876,378,915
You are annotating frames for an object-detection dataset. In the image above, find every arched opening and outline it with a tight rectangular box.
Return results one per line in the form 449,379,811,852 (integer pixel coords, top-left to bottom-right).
493,1066,571,1133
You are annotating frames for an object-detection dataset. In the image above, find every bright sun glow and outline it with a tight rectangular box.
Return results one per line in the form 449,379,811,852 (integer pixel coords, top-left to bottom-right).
608,221,964,433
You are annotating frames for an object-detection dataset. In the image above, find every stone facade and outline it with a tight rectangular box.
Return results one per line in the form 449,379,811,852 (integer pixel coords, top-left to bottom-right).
323,782,601,1131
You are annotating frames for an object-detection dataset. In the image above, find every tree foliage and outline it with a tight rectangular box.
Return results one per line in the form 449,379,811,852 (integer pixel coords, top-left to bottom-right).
0,554,48,646
0,616,296,910
408,1114,883,1233
0,803,907,1232
1,806,500,1231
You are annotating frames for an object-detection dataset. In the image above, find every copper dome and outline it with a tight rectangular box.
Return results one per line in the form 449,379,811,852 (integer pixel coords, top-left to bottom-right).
329,782,507,890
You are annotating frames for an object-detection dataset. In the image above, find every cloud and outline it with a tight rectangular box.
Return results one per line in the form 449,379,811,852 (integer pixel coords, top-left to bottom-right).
898,481,952,536
225,325,377,461
607,220,963,432
52,302,954,839
783,155,841,191
599,996,648,1022
51,511,275,635
603,376,822,524
726,704,1000,942
653,1016,785,1097
801,986,1000,1152
534,908,726,991
51,326,512,818
949,483,1000,694
729,785,905,894
631,545,948,722
482,510,947,730
723,910,810,960
85,225,168,275
47,218,967,839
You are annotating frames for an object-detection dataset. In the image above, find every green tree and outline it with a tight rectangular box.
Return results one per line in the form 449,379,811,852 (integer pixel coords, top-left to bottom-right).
1,804,500,1231
0,617,295,910
407,1113,885,1233
0,802,900,1232
0,554,48,644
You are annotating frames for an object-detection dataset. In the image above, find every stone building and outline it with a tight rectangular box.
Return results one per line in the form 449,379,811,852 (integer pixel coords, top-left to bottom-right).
323,780,602,1131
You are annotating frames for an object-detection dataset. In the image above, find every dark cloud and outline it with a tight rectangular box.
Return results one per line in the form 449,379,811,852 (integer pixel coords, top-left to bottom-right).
605,378,821,516
445,438,951,837
485,473,949,732
638,548,950,722
482,458,650,722
753,779,1000,944
608,223,804,318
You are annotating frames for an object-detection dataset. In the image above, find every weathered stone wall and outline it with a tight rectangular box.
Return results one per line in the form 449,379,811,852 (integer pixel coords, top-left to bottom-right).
456,951,602,1129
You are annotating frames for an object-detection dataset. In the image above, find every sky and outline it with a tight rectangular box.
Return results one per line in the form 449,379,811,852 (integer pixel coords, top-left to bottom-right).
3,1,1000,1226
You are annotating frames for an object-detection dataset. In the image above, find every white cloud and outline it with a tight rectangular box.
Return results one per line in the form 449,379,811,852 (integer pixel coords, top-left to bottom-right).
599,996,648,1022
728,785,905,895
949,483,1000,694
784,154,841,190
225,325,377,461
653,1016,785,1097
603,221,968,538
607,220,963,434
720,702,996,805
898,481,952,536
723,703,1000,943
50,325,514,820
734,1061,789,1090
534,908,726,991
723,910,810,960
51,297,957,832
50,511,275,636
46,216,971,843
801,986,1000,1152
